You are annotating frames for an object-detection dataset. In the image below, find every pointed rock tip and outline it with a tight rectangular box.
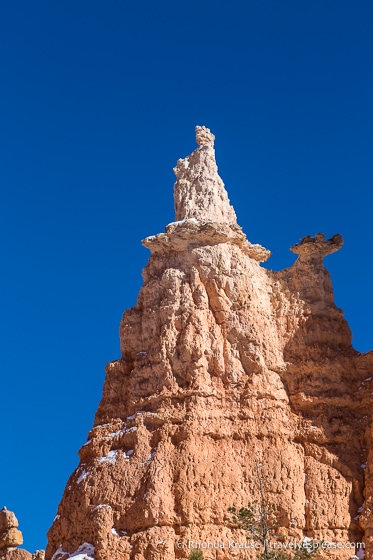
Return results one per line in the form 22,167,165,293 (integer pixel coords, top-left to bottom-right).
173,125,237,225
195,125,215,146
142,125,270,261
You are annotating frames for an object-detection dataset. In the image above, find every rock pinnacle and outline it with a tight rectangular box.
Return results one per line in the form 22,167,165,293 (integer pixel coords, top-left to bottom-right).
173,125,237,224
46,126,373,560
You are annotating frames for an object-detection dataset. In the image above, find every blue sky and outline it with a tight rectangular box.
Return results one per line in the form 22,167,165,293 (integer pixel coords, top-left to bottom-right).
1,0,372,552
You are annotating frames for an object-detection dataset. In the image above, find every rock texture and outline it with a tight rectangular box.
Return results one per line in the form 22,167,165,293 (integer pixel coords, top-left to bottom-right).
0,508,23,553
0,551,31,560
46,126,373,560
173,126,237,225
0,508,44,560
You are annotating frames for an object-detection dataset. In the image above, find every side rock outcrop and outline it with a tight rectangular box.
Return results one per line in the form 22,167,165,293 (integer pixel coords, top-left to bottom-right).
0,508,44,560
0,508,23,552
46,127,373,560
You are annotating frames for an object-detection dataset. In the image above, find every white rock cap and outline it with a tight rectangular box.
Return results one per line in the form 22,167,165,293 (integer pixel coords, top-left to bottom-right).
173,126,237,225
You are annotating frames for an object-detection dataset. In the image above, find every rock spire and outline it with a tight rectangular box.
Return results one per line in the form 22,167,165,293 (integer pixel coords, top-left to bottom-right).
46,127,373,560
173,125,237,225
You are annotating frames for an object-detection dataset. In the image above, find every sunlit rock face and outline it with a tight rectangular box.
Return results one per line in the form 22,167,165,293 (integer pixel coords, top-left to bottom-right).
46,127,373,560
0,507,24,554
173,126,237,225
0,507,44,560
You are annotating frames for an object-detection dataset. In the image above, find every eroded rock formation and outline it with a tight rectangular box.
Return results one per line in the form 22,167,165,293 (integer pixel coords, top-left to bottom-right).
0,508,44,560
46,127,373,560
0,507,23,552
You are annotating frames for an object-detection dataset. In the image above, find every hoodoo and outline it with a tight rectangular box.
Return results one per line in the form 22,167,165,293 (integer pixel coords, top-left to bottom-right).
0,507,45,560
46,127,373,560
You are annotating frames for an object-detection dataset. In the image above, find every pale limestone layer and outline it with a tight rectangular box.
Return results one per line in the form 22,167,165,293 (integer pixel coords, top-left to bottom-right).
142,219,271,262
173,126,237,225
46,128,373,560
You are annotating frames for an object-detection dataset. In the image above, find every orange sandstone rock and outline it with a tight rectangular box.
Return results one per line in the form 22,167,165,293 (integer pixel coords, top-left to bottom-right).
46,127,373,560
0,508,44,560
0,550,32,560
0,508,23,551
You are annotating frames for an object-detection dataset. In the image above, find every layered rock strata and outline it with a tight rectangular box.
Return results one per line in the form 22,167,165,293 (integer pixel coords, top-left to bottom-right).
46,127,373,560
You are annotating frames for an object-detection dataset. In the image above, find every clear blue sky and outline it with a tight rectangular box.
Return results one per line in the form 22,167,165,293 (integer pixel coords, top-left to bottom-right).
1,0,372,553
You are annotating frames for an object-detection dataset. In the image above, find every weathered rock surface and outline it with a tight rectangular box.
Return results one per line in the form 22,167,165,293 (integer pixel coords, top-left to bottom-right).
0,508,23,551
0,550,32,560
31,552,45,560
46,127,373,560
0,509,19,534
0,508,43,560
173,126,237,225
0,551,43,560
